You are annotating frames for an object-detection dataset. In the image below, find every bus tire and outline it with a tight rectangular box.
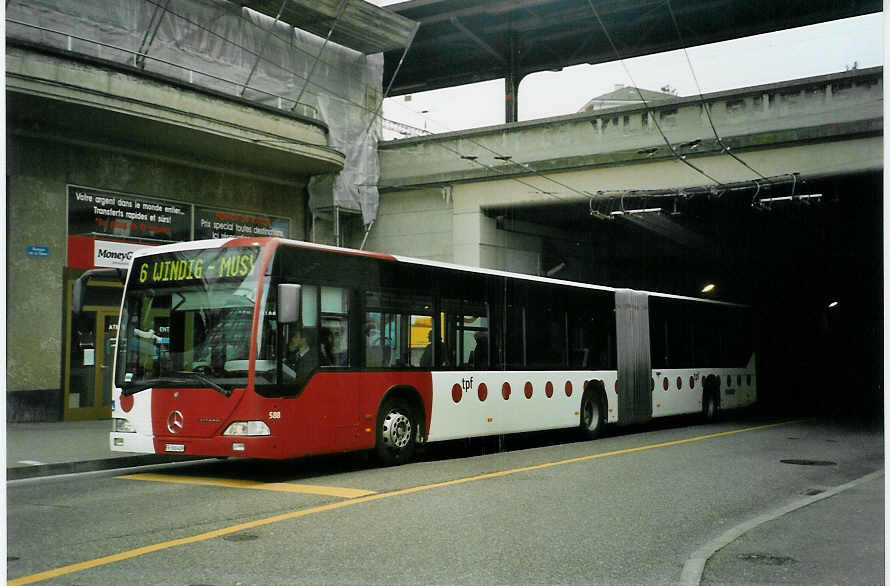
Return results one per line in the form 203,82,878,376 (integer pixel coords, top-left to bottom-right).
703,387,719,422
579,388,605,440
376,397,417,466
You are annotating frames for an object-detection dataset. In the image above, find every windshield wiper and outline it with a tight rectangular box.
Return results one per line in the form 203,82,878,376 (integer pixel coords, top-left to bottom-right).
121,374,232,397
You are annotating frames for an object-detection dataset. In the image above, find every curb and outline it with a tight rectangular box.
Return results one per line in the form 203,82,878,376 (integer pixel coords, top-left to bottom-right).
7,455,202,481
679,469,885,585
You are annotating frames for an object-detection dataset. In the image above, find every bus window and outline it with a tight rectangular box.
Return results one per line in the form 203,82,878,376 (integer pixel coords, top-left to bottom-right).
525,287,566,369
413,315,440,368
570,313,609,370
277,285,319,386
693,307,721,366
364,290,433,368
255,283,347,392
567,290,615,370
666,305,694,368
442,299,489,369
649,302,668,369
320,287,349,367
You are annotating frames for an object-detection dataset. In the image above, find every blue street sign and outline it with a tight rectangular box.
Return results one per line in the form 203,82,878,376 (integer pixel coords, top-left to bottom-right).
26,245,50,258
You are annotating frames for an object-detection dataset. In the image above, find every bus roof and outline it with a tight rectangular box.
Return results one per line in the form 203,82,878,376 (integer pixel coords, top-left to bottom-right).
132,237,749,308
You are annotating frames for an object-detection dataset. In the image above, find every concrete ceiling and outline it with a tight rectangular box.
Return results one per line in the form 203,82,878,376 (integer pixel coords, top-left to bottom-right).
238,0,418,54
382,0,882,95
482,171,883,310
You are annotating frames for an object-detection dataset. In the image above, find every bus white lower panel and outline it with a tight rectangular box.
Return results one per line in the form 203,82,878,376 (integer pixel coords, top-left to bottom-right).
109,387,156,454
427,371,617,442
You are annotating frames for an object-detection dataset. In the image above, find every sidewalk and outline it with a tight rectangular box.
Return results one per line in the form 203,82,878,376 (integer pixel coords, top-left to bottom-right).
701,471,884,585
6,419,185,480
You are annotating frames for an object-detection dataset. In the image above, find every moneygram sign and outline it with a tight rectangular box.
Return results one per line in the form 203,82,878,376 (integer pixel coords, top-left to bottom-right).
94,240,147,269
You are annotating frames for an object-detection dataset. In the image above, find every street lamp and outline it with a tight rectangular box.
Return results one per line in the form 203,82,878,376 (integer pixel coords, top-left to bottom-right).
701,283,716,294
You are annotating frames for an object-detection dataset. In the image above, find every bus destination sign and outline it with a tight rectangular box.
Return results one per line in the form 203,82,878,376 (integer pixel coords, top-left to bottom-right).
134,248,259,286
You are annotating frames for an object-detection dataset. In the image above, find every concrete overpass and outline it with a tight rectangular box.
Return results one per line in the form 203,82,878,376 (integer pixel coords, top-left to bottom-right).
374,66,881,277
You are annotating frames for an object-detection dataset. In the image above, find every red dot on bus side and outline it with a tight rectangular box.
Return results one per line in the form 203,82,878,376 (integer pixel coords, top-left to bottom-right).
478,383,488,401
663,378,669,391
452,384,462,403
502,382,511,400
120,393,134,413
615,379,619,394
524,382,533,399
677,376,683,390
545,381,554,398
565,381,573,397
689,376,695,389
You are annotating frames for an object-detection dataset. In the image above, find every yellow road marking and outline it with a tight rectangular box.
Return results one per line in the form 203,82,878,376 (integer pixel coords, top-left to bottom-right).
10,420,797,585
118,473,376,499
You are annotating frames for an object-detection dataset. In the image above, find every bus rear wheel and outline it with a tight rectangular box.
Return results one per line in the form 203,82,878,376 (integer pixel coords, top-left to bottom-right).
579,390,604,439
376,398,417,466
703,391,719,422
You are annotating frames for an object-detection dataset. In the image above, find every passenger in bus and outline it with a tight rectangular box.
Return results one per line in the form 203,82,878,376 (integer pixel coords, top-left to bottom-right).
319,327,334,366
468,331,488,368
365,322,391,367
420,330,442,368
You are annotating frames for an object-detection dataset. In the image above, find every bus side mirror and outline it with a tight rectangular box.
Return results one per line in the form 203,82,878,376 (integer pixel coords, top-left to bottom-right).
278,284,302,324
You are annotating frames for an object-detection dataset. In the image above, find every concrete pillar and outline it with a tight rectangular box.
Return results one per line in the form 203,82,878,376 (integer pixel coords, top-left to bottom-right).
452,208,483,267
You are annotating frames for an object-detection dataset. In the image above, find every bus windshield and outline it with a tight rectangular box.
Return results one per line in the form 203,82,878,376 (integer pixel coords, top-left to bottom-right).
115,247,264,395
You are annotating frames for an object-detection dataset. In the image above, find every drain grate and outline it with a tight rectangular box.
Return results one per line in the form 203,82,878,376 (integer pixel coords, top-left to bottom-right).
780,459,837,466
739,553,796,566
804,488,825,496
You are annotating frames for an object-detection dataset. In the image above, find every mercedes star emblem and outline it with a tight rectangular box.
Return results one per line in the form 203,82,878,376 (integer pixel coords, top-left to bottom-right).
167,410,185,434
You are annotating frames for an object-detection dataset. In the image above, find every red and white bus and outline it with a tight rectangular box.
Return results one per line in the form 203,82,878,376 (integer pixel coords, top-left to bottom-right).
104,237,756,464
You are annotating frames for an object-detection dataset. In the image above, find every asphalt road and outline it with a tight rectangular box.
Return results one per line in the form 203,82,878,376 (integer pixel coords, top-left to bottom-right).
7,416,883,585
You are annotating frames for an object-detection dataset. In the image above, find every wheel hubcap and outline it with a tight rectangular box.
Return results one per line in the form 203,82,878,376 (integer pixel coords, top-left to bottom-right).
382,411,411,449
585,400,599,430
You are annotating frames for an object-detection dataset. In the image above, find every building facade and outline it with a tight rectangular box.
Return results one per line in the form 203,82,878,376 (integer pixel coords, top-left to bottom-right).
5,0,387,421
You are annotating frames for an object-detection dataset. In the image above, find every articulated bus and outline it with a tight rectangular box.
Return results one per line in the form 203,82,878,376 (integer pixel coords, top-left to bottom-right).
100,237,755,465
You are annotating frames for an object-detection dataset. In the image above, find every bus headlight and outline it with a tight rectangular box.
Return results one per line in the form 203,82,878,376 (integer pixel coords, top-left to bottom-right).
113,418,137,433
223,421,271,436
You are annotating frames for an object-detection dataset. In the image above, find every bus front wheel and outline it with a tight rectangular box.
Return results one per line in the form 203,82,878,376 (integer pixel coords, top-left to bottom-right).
376,398,417,465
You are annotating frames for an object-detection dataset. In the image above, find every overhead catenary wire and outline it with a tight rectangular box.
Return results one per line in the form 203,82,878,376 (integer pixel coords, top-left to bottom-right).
584,0,725,187
665,0,771,182
385,98,603,206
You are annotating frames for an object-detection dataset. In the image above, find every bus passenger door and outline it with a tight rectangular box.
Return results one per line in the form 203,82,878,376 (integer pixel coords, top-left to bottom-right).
615,290,652,425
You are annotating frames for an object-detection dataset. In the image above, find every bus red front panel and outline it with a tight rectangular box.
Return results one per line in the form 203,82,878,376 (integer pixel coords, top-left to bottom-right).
148,371,433,460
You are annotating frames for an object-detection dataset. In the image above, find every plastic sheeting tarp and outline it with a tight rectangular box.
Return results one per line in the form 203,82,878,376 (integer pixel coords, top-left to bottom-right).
7,0,383,224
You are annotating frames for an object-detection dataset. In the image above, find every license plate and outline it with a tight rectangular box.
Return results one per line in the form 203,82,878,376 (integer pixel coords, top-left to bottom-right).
165,444,185,453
